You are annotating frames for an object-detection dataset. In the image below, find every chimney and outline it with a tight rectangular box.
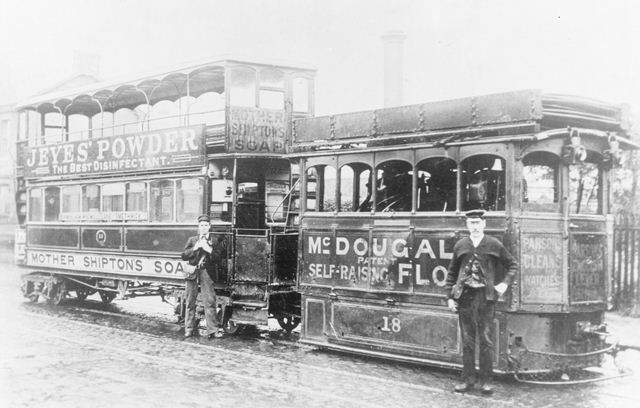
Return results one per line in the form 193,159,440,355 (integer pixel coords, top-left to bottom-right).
381,30,406,108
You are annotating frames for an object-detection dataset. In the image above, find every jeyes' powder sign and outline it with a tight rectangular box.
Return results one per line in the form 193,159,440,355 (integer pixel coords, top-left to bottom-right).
23,125,205,178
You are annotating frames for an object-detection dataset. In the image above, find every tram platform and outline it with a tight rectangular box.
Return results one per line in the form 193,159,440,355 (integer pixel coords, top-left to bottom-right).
606,312,640,351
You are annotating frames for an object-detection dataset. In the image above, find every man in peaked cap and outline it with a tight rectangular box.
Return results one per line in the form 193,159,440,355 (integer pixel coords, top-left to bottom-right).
181,214,227,339
445,209,518,395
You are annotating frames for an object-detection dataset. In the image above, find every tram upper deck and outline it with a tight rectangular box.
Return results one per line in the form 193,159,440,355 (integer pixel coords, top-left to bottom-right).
14,57,315,284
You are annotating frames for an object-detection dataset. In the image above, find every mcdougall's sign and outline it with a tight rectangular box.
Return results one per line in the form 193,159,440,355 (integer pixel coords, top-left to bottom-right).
23,125,205,178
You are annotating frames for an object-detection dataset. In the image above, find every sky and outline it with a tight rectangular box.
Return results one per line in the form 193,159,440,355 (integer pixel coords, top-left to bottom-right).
1,0,639,118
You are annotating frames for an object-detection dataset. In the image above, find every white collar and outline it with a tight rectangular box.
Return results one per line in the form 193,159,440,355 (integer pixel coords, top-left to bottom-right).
470,234,484,247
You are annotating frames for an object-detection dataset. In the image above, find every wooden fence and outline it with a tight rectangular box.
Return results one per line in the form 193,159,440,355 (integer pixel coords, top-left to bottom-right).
612,213,640,311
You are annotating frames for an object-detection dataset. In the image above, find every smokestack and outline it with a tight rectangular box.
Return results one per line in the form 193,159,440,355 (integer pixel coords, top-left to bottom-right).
381,30,406,108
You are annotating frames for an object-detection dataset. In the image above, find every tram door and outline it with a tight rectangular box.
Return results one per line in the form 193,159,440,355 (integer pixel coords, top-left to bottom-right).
232,159,293,310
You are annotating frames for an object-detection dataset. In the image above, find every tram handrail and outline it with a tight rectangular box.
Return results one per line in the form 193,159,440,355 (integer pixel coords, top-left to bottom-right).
269,177,300,229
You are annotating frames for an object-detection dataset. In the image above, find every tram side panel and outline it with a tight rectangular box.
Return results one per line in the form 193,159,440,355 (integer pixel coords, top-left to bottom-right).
298,217,512,370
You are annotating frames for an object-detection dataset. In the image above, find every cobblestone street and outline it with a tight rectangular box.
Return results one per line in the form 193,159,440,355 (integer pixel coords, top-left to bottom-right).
2,248,640,408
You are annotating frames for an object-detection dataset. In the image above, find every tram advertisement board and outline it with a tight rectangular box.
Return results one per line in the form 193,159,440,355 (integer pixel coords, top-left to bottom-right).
570,234,606,303
227,107,287,153
26,249,187,280
300,230,454,295
521,233,563,304
23,125,206,178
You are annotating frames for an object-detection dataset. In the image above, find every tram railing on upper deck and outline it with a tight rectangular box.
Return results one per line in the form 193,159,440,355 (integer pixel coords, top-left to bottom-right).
23,109,226,147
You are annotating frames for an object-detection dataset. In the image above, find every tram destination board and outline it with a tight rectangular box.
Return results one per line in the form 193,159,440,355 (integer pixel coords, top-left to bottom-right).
22,125,206,178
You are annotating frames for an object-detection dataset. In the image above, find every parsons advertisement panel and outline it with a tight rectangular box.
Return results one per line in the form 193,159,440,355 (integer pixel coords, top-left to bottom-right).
23,125,206,178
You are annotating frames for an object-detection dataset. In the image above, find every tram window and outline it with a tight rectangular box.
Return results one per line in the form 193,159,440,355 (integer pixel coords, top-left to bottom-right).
339,163,372,212
82,185,100,213
416,157,457,212
522,152,559,212
292,77,310,113
150,180,175,222
26,110,41,146
43,112,65,144
461,155,505,211
177,179,203,223
569,153,602,214
28,189,43,222
190,92,225,126
259,69,285,110
126,182,148,213
374,161,412,212
149,100,179,131
68,114,90,141
114,108,140,136
61,186,82,218
305,166,319,212
102,183,125,213
93,112,114,138
323,166,337,212
44,186,60,222
230,67,256,108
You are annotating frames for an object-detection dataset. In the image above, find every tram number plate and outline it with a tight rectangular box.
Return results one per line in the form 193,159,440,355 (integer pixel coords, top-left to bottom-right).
379,316,402,333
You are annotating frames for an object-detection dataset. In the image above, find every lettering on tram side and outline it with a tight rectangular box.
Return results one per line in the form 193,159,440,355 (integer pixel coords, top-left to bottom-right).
521,234,563,303
23,125,205,178
228,107,286,153
302,232,454,294
570,235,606,302
26,250,186,280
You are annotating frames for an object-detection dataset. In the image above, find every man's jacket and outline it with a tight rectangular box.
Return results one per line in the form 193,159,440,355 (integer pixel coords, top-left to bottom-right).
445,235,518,301
181,234,227,281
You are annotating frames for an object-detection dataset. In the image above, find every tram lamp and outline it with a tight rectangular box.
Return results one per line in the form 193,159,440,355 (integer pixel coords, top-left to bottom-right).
603,134,623,167
562,129,587,164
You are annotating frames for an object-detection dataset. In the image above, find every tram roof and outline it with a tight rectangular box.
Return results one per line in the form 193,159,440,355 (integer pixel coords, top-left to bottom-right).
17,55,316,114
292,89,635,150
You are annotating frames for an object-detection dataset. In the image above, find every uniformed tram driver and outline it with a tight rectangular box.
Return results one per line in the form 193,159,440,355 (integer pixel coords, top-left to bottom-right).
181,214,227,339
445,209,518,395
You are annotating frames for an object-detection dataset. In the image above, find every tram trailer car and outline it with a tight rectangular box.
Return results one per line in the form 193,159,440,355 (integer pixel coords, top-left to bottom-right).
291,89,637,382
14,57,316,333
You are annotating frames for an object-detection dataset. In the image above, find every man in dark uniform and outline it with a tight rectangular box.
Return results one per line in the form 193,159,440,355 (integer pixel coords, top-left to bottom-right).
445,209,518,394
181,214,227,339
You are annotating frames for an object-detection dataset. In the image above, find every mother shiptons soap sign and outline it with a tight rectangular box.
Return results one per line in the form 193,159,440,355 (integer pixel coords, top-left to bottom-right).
23,125,205,178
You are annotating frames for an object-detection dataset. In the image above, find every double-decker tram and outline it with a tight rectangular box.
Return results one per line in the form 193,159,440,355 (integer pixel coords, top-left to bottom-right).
291,90,636,382
14,57,315,333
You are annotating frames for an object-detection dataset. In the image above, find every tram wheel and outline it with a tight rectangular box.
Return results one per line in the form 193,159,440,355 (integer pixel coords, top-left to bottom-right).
276,316,301,333
223,319,239,334
99,291,116,304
